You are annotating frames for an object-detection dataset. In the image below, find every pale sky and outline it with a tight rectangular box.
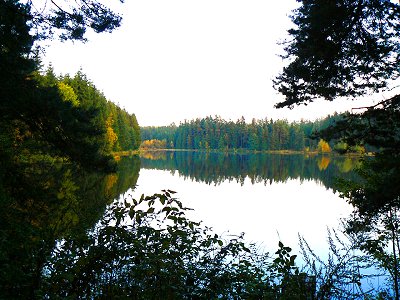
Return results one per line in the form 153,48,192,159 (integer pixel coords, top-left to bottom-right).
41,0,373,127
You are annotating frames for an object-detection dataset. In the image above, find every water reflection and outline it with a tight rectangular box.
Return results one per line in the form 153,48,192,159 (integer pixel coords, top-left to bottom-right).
140,151,360,189
0,152,362,297
133,151,359,256
0,156,140,297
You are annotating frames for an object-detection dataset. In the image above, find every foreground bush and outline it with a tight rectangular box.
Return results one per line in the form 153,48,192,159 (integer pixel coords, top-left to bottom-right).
41,191,389,299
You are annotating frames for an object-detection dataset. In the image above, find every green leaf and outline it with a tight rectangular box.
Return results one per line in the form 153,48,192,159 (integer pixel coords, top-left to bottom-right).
290,255,297,266
160,197,165,205
124,200,130,208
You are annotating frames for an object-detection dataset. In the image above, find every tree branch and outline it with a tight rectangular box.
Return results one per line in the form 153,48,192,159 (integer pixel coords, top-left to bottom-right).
351,94,399,111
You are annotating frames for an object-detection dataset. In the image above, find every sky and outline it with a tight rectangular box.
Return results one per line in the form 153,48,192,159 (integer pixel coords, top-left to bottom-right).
41,0,372,127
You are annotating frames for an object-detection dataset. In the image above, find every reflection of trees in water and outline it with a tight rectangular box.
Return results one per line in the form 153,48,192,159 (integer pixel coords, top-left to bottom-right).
140,150,171,161
317,156,331,171
0,156,140,298
140,151,360,190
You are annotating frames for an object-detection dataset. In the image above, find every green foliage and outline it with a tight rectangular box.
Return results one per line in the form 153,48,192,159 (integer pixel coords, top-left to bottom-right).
270,242,312,300
334,141,349,154
141,115,348,152
0,1,120,175
40,190,336,299
0,1,37,106
0,0,135,169
30,190,386,299
41,191,270,298
0,2,141,296
334,143,367,156
275,1,400,297
3,0,398,298
274,0,400,108
42,68,141,154
57,82,79,106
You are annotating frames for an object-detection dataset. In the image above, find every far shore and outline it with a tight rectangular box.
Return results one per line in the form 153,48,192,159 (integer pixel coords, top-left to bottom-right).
133,148,373,157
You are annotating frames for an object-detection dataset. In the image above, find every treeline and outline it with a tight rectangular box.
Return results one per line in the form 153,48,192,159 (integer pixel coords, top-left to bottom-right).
141,115,344,151
42,67,141,153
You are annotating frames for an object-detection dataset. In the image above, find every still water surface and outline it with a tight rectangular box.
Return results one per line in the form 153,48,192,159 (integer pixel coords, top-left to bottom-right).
1,151,367,297
126,151,358,256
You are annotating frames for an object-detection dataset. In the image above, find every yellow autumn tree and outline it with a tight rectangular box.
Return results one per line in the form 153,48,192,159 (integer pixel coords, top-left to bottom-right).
57,82,79,107
105,114,118,151
140,139,167,149
317,139,331,153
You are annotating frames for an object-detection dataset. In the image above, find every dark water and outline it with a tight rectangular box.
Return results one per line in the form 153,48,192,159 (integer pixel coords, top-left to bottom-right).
0,157,141,297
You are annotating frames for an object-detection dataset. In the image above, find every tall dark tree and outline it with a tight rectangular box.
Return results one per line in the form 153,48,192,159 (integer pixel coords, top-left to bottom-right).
1,0,124,170
274,0,400,296
274,0,400,108
0,0,125,296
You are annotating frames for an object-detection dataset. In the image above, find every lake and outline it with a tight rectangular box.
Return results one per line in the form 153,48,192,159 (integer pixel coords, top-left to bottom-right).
125,151,358,257
1,150,378,298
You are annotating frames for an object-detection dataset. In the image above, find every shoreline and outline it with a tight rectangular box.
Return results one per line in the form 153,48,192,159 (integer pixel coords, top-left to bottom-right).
136,148,373,157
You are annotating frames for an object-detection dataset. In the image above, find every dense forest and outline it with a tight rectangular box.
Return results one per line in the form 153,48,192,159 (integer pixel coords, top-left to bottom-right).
41,67,141,153
1,1,143,297
141,115,367,153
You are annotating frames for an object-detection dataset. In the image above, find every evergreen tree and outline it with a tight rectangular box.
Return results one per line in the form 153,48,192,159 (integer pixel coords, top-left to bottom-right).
140,115,346,152
274,1,400,296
